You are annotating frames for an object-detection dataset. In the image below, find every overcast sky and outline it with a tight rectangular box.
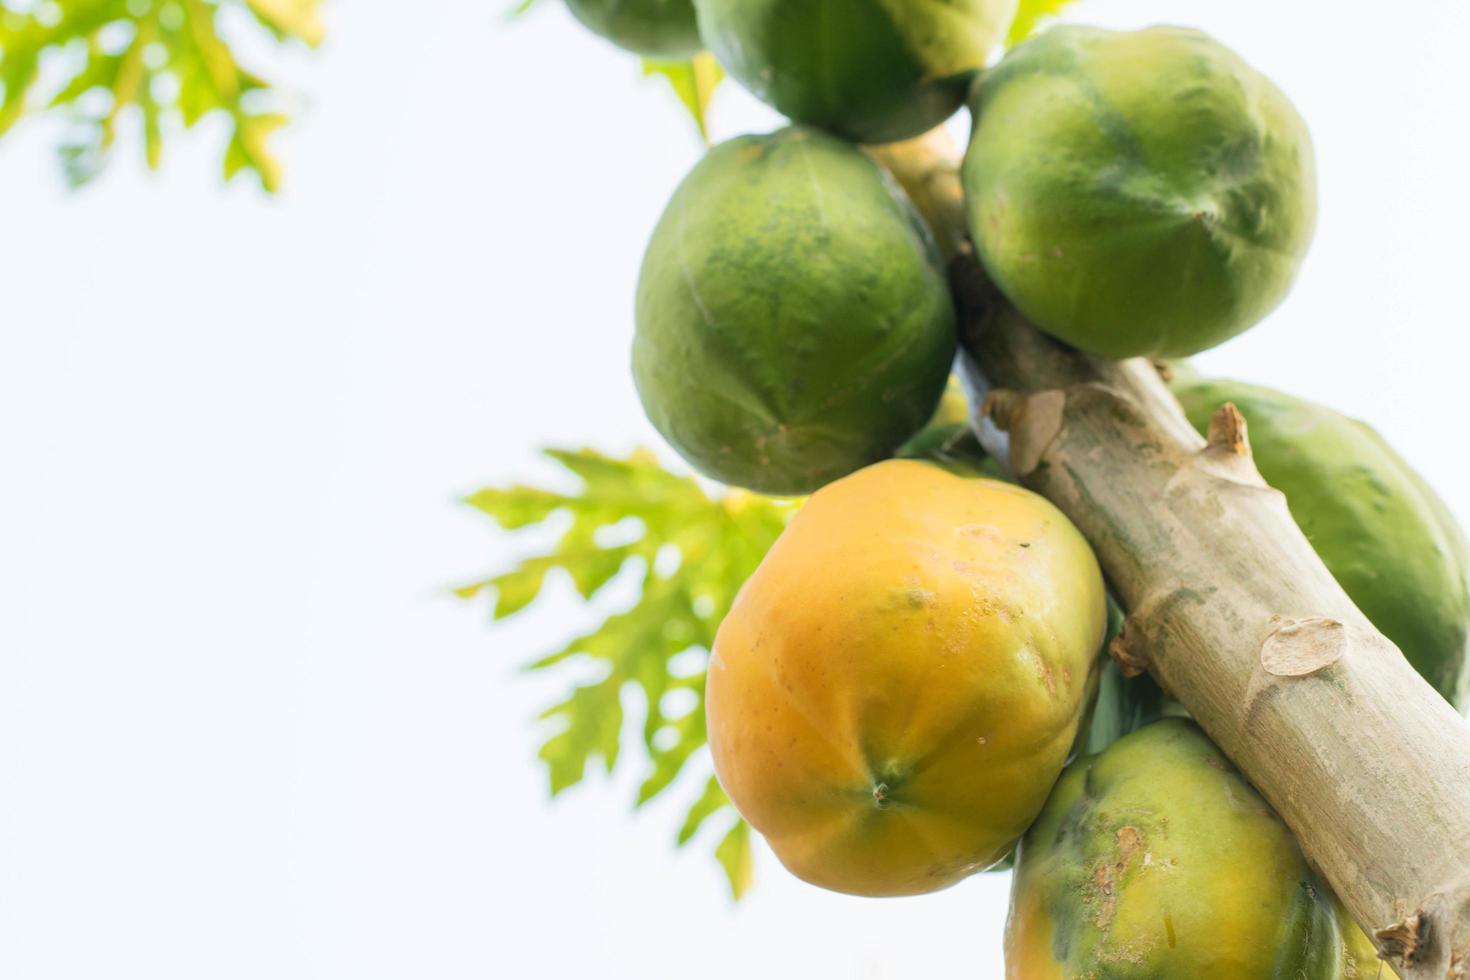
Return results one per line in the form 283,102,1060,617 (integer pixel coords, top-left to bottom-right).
3,1,1468,977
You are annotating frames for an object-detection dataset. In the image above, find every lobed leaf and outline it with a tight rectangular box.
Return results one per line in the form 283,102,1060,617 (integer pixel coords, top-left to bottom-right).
462,447,794,896
538,679,625,796
0,0,322,190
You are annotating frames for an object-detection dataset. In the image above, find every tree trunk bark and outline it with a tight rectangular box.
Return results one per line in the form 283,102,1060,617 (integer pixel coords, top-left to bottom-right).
868,128,1470,980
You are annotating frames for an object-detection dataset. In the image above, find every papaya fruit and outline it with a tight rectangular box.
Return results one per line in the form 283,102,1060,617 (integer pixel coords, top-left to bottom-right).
963,26,1317,358
1008,718,1384,979
1173,377,1470,711
707,458,1106,896
563,0,702,59
693,0,1017,144
633,128,956,495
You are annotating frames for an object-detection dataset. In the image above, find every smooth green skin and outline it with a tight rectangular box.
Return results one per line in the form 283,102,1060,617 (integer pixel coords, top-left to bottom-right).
633,128,956,495
564,0,702,59
964,26,1317,358
1008,719,1380,979
1175,378,1470,711
694,0,1017,143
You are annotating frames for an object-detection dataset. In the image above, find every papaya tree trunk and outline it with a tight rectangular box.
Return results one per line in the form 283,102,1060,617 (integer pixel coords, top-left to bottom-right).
868,129,1470,980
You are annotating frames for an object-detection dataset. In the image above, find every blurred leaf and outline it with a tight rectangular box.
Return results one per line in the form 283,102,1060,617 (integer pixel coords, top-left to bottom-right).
244,0,324,44
642,51,722,142
0,0,322,191
676,776,729,846
538,678,624,795
462,447,796,897
1006,0,1080,47
714,818,752,900
465,485,566,529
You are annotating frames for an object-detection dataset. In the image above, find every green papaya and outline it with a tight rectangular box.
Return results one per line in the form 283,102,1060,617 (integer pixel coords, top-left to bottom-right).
563,0,702,59
693,0,1016,144
963,26,1317,358
633,127,956,495
1008,719,1383,978
1174,378,1470,711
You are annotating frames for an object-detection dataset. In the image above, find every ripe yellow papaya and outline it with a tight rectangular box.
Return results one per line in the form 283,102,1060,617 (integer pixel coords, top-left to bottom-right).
707,458,1106,896
1008,719,1384,979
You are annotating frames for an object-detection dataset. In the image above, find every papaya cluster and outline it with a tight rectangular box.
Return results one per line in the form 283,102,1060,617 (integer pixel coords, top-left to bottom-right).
563,1,1466,975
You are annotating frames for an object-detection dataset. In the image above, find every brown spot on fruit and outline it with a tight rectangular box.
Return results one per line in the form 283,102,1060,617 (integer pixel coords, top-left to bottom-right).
1038,659,1057,694
1116,826,1144,860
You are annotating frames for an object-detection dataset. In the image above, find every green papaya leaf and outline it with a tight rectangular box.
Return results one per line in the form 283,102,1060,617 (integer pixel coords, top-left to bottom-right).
642,52,723,142
244,0,325,44
462,447,795,897
714,818,753,900
1006,0,1080,47
677,776,731,846
0,0,321,190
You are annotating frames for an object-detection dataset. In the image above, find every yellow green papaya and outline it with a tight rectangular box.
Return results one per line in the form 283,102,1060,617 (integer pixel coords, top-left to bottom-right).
1174,378,1470,711
1008,718,1384,978
563,0,702,59
694,0,1016,143
707,458,1106,896
634,128,956,495
963,26,1316,358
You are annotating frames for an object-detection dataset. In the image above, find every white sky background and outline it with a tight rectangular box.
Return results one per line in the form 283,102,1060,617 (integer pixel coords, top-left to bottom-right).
2,1,1468,977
